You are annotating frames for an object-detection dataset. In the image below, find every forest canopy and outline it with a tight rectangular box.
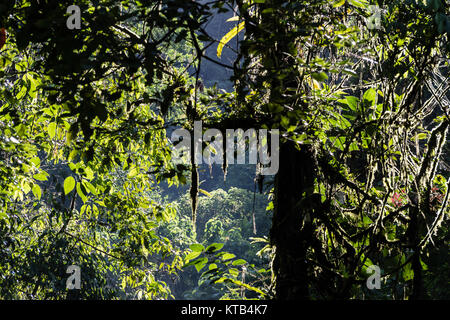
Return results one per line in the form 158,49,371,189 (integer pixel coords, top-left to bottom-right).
0,0,449,300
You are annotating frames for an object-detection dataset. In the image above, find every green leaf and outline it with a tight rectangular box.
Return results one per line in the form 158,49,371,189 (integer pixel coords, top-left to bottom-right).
0,211,7,220
127,167,139,178
194,257,208,272
420,258,428,271
222,253,236,261
84,166,95,180
82,181,97,195
32,184,42,200
348,0,368,9
232,259,247,266
30,157,41,168
333,0,346,7
33,172,48,181
63,176,76,195
403,263,413,281
185,251,201,261
341,96,359,111
22,182,31,195
311,72,328,82
349,142,359,152
68,150,78,162
363,88,376,105
48,122,57,139
206,243,224,253
229,268,239,277
76,183,88,203
190,243,205,252
209,263,218,270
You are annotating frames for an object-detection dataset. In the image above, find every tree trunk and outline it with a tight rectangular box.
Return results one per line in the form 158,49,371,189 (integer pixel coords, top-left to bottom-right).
411,250,424,300
270,141,316,299
409,206,424,300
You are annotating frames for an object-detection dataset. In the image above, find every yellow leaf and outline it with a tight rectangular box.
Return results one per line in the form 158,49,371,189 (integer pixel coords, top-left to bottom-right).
217,21,245,58
312,79,321,90
199,189,212,197
304,75,322,90
127,167,139,178
226,16,240,22
333,0,346,7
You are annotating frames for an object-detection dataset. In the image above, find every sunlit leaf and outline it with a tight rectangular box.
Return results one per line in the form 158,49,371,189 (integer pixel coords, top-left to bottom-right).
48,122,57,139
190,243,205,252
64,176,76,195
32,184,41,200
217,21,245,58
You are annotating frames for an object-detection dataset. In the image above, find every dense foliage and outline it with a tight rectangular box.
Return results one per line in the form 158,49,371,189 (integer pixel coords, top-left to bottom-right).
0,0,448,300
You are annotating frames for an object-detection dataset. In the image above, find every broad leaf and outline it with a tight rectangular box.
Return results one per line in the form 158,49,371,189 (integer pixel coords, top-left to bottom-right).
64,176,76,195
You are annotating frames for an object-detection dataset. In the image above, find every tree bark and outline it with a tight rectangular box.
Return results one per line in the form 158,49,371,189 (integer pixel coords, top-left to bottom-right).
409,206,424,300
270,141,316,299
